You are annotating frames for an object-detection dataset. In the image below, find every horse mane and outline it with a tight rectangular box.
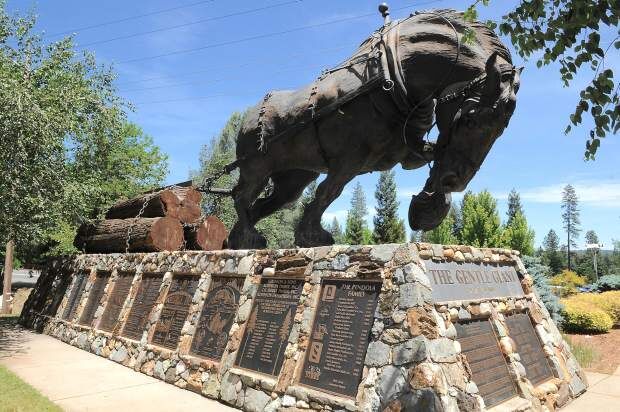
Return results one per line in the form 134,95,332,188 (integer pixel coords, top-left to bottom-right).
400,9,512,66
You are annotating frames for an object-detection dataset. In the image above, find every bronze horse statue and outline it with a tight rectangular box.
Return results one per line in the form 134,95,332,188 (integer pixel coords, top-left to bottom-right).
218,8,521,249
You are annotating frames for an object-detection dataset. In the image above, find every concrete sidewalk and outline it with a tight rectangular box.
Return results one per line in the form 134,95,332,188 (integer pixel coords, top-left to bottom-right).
0,319,236,412
563,366,620,412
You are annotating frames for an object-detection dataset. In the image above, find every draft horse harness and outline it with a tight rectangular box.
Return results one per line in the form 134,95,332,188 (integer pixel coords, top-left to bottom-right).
197,11,497,195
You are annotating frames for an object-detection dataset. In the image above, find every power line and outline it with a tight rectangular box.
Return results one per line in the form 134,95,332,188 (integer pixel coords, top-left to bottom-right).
47,0,217,38
119,47,350,92
76,0,303,49
116,44,351,87
118,0,443,65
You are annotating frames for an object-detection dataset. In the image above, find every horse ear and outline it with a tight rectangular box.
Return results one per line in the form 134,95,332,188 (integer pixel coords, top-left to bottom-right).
481,52,502,104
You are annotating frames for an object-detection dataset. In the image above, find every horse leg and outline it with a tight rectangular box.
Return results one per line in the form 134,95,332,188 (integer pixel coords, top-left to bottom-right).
249,169,319,224
228,168,268,249
295,169,356,247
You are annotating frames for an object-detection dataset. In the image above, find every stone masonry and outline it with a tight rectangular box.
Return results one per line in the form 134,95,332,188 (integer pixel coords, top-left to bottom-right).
21,243,588,411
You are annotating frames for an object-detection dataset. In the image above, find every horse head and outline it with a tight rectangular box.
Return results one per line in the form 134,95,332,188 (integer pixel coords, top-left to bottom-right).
409,53,522,231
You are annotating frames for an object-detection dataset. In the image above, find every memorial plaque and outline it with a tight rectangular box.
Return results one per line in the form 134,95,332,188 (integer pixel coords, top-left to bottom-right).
79,271,110,326
99,272,135,332
191,276,245,360
235,277,304,376
151,275,199,349
505,312,554,385
122,274,163,340
299,280,381,398
426,261,524,302
455,318,518,408
62,272,89,321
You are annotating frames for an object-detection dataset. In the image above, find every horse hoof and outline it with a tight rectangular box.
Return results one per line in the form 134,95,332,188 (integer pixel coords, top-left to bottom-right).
228,226,267,250
295,228,334,248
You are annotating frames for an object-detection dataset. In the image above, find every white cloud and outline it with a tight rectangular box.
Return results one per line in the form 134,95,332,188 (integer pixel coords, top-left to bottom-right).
494,180,620,208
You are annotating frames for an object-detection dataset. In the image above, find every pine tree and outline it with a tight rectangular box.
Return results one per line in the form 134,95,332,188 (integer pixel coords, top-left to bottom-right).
542,229,564,275
459,190,503,247
372,171,406,244
501,211,535,255
506,189,524,225
328,217,344,244
561,184,581,270
345,182,368,245
585,230,599,245
423,207,458,244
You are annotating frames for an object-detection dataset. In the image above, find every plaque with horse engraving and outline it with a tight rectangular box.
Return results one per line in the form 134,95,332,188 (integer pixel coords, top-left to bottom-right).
151,275,199,349
191,276,244,360
505,312,554,385
62,272,89,321
426,261,524,302
299,279,381,398
122,274,163,340
99,272,134,332
455,318,518,408
235,277,304,376
79,272,110,326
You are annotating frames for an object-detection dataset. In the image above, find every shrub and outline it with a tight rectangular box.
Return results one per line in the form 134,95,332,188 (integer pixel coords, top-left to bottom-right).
566,291,620,324
593,275,620,292
561,300,613,333
550,270,587,296
522,256,564,323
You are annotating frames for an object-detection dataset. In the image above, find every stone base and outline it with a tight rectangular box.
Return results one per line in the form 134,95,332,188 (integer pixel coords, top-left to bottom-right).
21,243,588,411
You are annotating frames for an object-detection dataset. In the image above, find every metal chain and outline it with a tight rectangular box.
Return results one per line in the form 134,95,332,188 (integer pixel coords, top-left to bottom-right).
125,189,159,253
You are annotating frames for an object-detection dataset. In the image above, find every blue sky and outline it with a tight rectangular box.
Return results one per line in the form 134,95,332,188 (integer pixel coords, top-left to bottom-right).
12,0,619,249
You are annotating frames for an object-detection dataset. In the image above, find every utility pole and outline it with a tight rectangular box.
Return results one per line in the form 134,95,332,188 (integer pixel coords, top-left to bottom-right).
1,240,14,314
586,243,602,282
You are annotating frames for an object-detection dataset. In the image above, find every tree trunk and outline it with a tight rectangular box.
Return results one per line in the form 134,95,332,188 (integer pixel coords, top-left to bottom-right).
105,187,202,223
1,240,14,314
105,190,180,220
74,218,184,253
184,216,228,251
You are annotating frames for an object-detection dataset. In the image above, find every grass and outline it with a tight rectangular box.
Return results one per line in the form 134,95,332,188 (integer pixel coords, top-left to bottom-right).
0,365,62,412
563,334,600,368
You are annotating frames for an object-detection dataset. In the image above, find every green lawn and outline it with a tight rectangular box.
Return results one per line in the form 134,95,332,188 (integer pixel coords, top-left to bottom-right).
0,365,62,412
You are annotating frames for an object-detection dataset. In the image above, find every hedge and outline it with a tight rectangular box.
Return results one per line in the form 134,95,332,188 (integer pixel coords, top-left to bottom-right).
562,300,614,333
565,291,620,324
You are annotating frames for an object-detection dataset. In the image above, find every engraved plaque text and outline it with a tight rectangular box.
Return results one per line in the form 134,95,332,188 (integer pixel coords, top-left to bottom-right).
99,272,134,332
122,274,163,340
79,272,110,326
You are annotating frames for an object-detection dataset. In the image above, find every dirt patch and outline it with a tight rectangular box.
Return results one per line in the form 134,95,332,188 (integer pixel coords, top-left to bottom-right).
565,327,620,374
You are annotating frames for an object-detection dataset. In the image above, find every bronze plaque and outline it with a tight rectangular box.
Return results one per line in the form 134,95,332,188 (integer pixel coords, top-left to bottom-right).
62,272,89,321
455,319,518,408
235,277,304,376
122,274,163,340
151,275,199,349
79,272,110,326
426,261,524,302
505,312,554,385
99,272,134,332
191,276,245,360
299,280,381,398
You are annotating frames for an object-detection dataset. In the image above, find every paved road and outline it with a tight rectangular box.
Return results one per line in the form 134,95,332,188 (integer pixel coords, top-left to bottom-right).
0,320,236,412
9,269,40,288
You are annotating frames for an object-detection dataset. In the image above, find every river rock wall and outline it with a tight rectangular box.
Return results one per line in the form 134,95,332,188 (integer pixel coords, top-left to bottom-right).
21,243,587,411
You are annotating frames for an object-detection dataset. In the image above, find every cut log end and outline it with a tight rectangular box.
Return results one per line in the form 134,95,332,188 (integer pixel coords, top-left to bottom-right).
149,217,185,252
184,216,228,251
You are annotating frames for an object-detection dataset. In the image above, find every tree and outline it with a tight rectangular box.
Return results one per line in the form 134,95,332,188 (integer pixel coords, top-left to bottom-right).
327,217,344,245
372,171,406,244
345,182,369,245
542,229,564,275
522,256,564,323
561,184,581,270
459,190,503,247
506,189,523,225
0,5,167,262
469,0,619,158
585,230,600,244
501,211,535,255
423,207,458,244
